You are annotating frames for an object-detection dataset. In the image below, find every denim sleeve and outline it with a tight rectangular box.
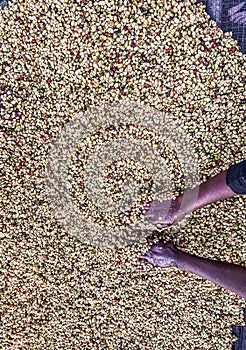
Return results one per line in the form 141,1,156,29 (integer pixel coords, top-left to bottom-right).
226,160,246,195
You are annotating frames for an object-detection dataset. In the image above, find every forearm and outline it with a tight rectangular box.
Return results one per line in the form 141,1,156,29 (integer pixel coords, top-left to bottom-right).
176,249,246,299
175,170,238,214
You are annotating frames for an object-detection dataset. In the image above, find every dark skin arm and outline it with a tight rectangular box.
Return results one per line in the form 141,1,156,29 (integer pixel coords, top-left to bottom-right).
177,249,246,299
179,169,237,213
140,238,246,299
144,169,238,227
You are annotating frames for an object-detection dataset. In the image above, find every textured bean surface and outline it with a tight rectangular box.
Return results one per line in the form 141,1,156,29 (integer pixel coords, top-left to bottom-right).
0,0,246,349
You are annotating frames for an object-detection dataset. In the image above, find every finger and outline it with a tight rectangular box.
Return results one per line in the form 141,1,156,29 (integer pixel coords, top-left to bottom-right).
146,236,155,245
139,258,149,264
144,210,162,219
156,239,165,247
143,212,154,219
139,253,152,262
151,222,165,229
139,255,148,260
152,221,170,228
143,200,160,211
143,203,150,210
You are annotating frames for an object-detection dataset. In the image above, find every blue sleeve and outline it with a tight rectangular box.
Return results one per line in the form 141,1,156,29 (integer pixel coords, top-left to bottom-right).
226,160,246,195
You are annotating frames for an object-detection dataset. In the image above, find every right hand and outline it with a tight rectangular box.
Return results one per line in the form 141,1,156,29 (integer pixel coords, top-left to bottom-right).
143,198,184,228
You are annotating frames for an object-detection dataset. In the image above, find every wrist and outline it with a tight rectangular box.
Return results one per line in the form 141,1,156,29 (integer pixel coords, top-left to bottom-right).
172,194,189,219
174,190,199,216
175,249,188,271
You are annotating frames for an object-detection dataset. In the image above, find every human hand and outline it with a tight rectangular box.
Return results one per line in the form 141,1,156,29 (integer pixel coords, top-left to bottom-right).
143,198,185,229
139,236,178,268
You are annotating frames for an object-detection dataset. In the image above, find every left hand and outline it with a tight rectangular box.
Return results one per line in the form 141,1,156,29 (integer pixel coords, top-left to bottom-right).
139,236,178,268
